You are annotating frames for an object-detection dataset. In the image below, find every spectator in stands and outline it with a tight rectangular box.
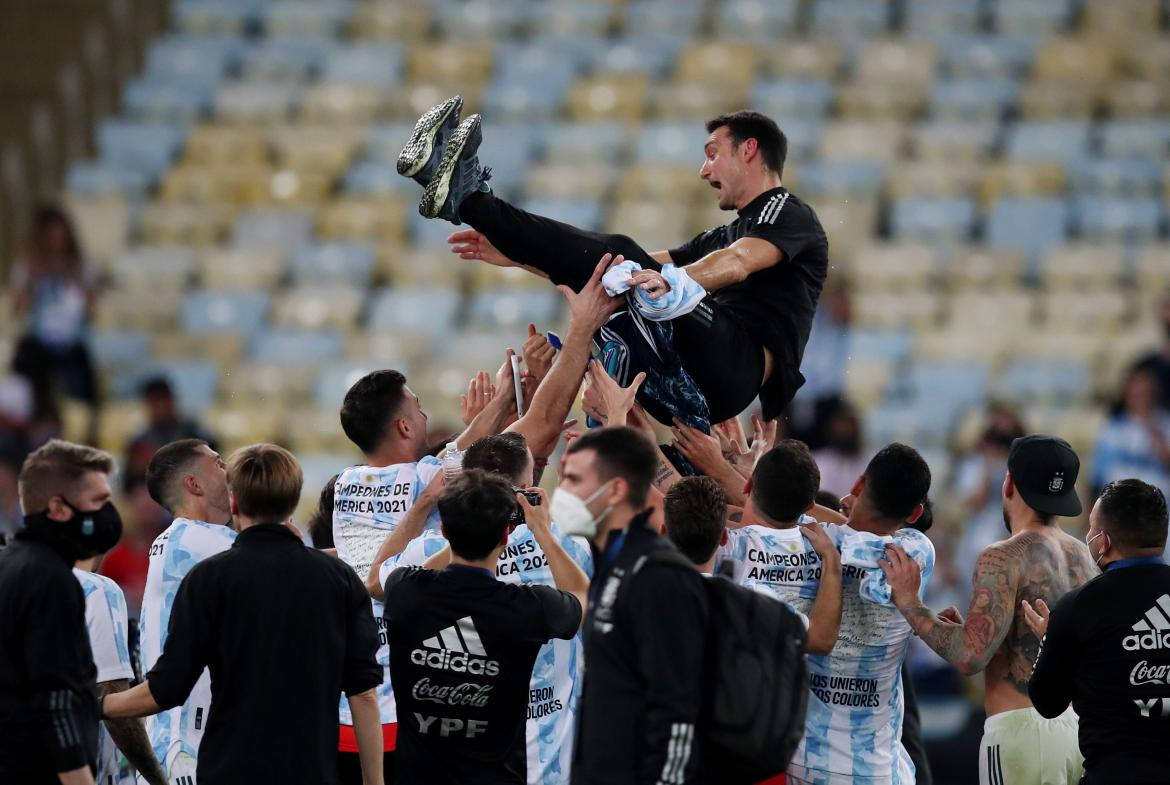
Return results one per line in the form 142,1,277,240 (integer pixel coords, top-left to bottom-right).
99,478,169,616
1092,365,1170,517
123,377,217,491
811,400,868,498
1135,292,1170,408
662,475,728,573
9,206,100,441
102,444,385,785
952,404,1027,595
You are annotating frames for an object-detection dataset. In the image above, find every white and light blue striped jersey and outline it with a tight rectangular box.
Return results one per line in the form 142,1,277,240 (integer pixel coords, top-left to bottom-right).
139,518,236,768
332,458,444,726
715,515,835,629
790,525,935,785
75,568,135,785
388,524,593,785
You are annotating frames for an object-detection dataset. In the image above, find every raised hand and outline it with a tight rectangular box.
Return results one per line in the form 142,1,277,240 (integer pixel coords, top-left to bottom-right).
938,606,964,625
628,268,672,300
799,521,840,564
671,419,734,478
557,253,622,332
582,360,645,427
879,544,923,610
447,229,515,268
517,487,552,534
460,371,495,426
1022,598,1050,639
521,323,556,384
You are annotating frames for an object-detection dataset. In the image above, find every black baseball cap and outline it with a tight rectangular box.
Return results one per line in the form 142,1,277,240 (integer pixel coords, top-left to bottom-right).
1007,434,1083,517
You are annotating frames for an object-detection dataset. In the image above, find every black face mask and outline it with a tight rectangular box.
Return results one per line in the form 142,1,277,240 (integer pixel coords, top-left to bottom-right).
24,500,123,559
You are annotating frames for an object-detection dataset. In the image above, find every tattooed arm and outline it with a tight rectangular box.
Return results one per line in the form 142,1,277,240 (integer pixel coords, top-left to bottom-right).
98,679,168,785
883,543,1018,675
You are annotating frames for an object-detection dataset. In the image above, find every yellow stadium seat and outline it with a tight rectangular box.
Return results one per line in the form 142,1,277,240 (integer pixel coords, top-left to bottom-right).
978,162,1067,205
1040,290,1130,331
1032,37,1117,87
140,204,232,246
835,81,928,120
886,161,980,200
819,121,907,163
842,359,894,409
183,125,269,165
525,163,615,202
617,164,708,205
378,247,464,289
1040,242,1126,290
852,290,940,329
96,401,146,454
345,332,432,367
940,248,1026,290
1135,245,1170,290
200,248,286,290
206,406,286,450
914,328,1011,367
64,196,128,269
269,125,364,174
222,364,314,405
94,291,183,332
154,333,245,366
1007,329,1107,364
272,286,364,331
1081,0,1161,38
675,42,759,87
1117,36,1170,80
804,197,881,263
946,291,1037,331
765,40,844,79
1102,81,1170,118
604,201,692,256
848,242,936,291
567,76,649,121
1017,81,1099,119
318,196,407,244
391,83,486,122
284,407,357,453
854,40,937,87
406,44,494,86
299,83,386,124
348,2,431,40
652,82,750,120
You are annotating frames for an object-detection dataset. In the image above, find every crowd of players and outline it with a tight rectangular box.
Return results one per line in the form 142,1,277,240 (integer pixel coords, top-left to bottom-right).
3,102,1170,785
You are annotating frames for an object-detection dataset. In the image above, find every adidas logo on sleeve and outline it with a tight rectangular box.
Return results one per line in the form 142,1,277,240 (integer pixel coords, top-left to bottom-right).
1123,594,1170,651
411,617,501,676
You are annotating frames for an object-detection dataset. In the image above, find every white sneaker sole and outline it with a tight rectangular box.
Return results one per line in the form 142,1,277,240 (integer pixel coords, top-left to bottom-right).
397,95,462,178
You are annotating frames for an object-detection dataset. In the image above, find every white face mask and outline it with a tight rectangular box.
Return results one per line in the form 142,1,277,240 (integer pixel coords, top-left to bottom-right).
1086,530,1106,566
551,481,614,539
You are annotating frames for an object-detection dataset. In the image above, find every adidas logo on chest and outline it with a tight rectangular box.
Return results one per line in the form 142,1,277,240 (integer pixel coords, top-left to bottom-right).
411,616,501,676
1123,594,1170,652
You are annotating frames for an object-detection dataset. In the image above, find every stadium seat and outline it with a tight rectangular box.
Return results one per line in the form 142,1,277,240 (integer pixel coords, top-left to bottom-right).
146,33,241,83
1005,120,1091,163
890,197,977,242
215,81,301,124
764,39,845,80
94,291,183,332
1074,197,1163,242
848,328,915,363
239,37,333,82
319,196,407,244
1135,244,1170,289
183,125,269,166
795,161,887,197
937,34,1039,78
313,363,387,410
231,208,315,253
205,405,285,449
262,2,353,38
1039,242,1127,289
979,162,1067,204
903,0,980,35
1039,290,1130,331
809,0,891,37
123,76,216,124
174,0,257,35
991,0,1073,36
469,288,563,330
1081,0,1161,38
848,243,936,290
625,0,706,36
852,291,940,329
578,34,688,78
675,42,759,87
713,0,801,40
127,359,219,414
273,286,365,331
819,121,906,163
181,290,270,335
110,246,196,292
90,330,152,369
298,83,385,124
636,123,707,165
250,329,344,365
929,78,1020,120
525,163,615,202
348,2,431,41
914,328,1010,367
911,121,1000,161
886,161,980,200
604,202,691,256
139,204,231,247
945,291,1036,331
996,359,1093,405
1017,81,1098,119
984,198,1069,258
567,75,650,122
96,121,185,182
529,2,615,37
1068,158,1163,197
753,80,835,120
290,242,375,286
368,288,462,336
1032,36,1117,87
533,122,629,165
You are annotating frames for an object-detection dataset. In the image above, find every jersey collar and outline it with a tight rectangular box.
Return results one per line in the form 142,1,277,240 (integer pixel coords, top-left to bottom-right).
1105,555,1166,571
737,186,788,220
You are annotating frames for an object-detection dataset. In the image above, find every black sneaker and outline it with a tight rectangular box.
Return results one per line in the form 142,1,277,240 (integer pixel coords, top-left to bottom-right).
397,95,463,185
419,114,491,224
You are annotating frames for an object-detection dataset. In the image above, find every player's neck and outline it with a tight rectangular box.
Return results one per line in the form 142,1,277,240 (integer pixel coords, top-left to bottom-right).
365,442,420,468
1101,546,1164,568
1006,509,1053,537
173,501,230,527
736,175,784,211
450,550,501,575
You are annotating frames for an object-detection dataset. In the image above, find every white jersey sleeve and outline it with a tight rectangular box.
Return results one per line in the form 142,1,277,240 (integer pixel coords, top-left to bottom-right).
139,519,235,769
839,527,936,606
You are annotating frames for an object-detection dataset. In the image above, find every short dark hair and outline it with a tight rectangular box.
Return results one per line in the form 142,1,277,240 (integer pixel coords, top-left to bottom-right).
226,444,303,525
141,376,173,399
307,473,338,549
340,370,408,454
864,443,931,522
463,433,530,486
664,476,727,565
438,469,515,561
815,489,843,513
751,440,821,524
145,438,208,512
706,111,788,176
566,426,657,508
1098,479,1169,551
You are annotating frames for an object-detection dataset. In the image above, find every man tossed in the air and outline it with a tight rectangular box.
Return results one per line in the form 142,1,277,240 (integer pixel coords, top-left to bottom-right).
398,98,828,423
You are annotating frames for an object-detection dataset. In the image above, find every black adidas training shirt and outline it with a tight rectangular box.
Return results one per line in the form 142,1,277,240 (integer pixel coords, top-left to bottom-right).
384,564,581,785
1029,559,1170,784
669,186,829,417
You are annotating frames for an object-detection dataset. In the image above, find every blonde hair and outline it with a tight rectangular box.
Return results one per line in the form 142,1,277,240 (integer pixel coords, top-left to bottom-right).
18,439,117,513
226,444,303,524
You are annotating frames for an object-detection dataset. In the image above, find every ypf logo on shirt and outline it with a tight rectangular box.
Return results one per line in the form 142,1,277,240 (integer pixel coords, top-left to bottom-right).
411,616,500,676
1123,594,1170,652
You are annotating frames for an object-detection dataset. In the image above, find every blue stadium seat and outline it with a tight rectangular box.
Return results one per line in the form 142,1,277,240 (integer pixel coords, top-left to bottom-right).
1005,121,1092,163
90,330,152,367
997,359,1091,404
476,125,541,197
1075,197,1164,242
486,45,579,120
753,80,835,120
469,288,562,329
847,329,914,363
97,121,186,181
110,246,197,288
795,162,887,196
903,0,980,35
343,160,413,196
321,42,406,87
930,79,1019,119
990,0,1073,35
129,360,219,413
578,34,688,77
231,209,315,253
409,213,464,250
903,362,990,412
435,0,529,38
239,37,335,82
636,123,706,165
985,198,1069,257
146,34,240,83
779,120,828,159
1099,120,1170,160
534,122,629,163
364,123,418,163
181,291,271,334
123,76,216,123
290,242,376,285
891,197,977,241
913,120,1000,159
529,2,614,37
936,35,1039,77
863,401,958,451
625,0,706,36
1068,159,1163,198
518,200,603,232
65,162,150,198
174,0,263,34
314,363,389,409
251,329,344,365
261,1,354,37
368,288,462,335
810,0,892,36
714,0,801,39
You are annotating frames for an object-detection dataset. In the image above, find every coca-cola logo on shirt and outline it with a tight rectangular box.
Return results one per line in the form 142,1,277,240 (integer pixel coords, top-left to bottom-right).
1129,660,1170,686
411,677,493,708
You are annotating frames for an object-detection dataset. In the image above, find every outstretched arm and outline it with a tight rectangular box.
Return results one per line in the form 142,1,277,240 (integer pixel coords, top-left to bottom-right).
801,523,843,655
97,680,167,785
366,474,443,600
630,238,783,297
883,544,1017,675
